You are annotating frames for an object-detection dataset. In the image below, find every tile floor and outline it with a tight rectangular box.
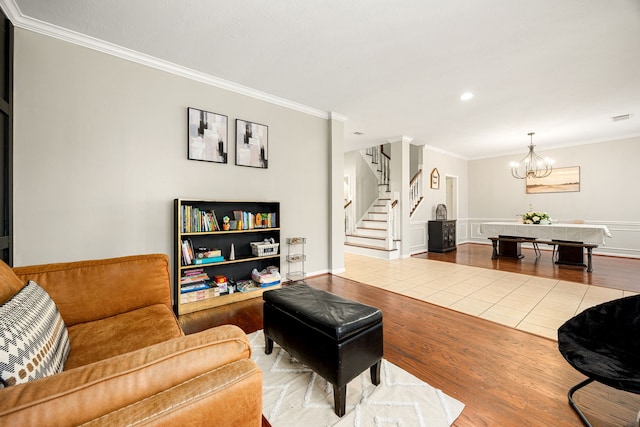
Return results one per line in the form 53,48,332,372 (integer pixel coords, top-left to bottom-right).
336,253,638,340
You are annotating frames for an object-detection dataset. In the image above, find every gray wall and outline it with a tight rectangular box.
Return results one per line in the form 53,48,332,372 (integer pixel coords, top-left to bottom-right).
13,29,332,276
409,146,469,252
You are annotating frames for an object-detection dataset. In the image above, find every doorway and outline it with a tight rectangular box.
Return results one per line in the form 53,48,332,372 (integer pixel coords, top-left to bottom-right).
445,175,458,220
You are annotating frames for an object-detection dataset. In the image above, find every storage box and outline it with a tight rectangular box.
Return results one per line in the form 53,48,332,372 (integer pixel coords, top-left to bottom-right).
179,287,220,304
251,241,279,257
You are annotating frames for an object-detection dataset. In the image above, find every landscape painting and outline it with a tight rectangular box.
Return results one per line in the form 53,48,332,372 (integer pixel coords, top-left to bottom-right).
526,166,580,194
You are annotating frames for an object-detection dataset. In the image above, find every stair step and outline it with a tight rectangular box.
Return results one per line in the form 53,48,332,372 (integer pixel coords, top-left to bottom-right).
345,234,388,248
362,219,386,226
362,219,387,228
355,227,388,238
347,233,386,241
366,213,388,221
344,242,398,252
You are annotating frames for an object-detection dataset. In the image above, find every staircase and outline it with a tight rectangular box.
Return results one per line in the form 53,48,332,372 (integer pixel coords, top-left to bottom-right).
410,169,423,216
344,146,399,259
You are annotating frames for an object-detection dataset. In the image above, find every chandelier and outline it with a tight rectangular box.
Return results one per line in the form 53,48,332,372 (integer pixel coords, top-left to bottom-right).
510,132,553,179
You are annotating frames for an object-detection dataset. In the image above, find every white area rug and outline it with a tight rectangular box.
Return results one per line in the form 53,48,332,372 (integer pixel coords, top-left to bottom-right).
248,330,464,427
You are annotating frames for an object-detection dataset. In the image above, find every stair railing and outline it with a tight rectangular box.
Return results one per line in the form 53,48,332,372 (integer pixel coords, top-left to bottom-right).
379,150,390,187
344,200,355,237
366,146,379,165
409,169,423,215
365,145,390,188
384,199,398,250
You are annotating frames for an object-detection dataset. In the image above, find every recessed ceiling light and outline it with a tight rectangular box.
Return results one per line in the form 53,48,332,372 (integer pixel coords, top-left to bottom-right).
460,92,474,101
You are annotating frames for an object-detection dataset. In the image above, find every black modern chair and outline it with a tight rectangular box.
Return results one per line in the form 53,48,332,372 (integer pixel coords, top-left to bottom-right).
557,294,640,426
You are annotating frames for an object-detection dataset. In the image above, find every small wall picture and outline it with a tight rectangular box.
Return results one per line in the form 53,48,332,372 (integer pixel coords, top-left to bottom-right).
187,107,228,163
526,166,580,194
236,119,268,169
430,168,440,189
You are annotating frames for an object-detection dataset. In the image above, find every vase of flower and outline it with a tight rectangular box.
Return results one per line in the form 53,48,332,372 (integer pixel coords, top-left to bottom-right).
522,211,551,225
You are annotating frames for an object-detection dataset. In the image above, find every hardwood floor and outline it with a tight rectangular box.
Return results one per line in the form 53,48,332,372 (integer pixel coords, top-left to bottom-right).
416,243,640,293
182,245,640,427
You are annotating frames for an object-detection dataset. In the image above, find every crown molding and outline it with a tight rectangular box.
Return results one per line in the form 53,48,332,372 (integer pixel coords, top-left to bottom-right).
386,135,414,144
0,0,345,121
0,0,20,19
329,111,349,122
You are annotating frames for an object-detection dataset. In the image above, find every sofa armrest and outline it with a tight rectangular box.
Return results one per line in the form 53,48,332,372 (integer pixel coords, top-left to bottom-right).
12,254,172,326
83,358,262,427
0,325,258,426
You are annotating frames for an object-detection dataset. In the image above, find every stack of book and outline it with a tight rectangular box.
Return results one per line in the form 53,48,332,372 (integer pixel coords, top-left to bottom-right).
181,241,224,266
179,269,219,304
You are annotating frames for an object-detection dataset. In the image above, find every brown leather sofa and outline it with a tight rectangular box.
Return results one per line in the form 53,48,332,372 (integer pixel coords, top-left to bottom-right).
0,254,262,426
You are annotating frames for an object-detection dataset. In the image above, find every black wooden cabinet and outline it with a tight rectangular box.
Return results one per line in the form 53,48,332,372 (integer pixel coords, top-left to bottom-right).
428,220,457,253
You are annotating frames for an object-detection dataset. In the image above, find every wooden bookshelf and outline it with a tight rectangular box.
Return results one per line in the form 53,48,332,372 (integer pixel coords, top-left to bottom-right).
174,199,281,316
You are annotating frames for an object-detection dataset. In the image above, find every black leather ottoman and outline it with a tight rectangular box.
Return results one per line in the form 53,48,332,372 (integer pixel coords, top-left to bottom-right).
263,283,383,417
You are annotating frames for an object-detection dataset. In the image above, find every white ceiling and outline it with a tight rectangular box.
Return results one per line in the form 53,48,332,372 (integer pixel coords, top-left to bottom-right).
4,0,640,158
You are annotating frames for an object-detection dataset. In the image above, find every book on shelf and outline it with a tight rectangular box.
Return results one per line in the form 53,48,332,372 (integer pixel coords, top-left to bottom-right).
180,274,209,285
183,268,206,277
207,211,220,232
229,210,277,230
180,273,209,284
207,249,222,257
181,206,221,233
180,282,211,293
192,256,225,265
181,239,195,265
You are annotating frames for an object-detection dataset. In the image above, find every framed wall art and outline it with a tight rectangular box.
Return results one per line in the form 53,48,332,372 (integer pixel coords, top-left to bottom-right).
236,119,268,169
187,107,228,163
526,166,580,194
430,168,440,189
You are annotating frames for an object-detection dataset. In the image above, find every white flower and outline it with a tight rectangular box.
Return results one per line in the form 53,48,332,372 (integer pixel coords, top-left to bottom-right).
521,209,550,224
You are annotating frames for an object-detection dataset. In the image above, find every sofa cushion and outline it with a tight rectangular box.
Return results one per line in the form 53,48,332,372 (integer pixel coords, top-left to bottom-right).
0,260,25,305
0,281,70,387
13,254,173,327
64,303,184,370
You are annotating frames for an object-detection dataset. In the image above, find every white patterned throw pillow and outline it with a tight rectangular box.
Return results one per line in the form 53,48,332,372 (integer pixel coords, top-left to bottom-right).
0,280,70,387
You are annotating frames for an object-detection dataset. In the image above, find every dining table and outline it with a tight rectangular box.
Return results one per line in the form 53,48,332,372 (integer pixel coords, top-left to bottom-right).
478,222,612,272
478,222,612,246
